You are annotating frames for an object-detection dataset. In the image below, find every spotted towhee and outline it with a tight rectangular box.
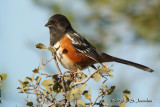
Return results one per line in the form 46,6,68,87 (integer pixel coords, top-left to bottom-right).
45,14,154,72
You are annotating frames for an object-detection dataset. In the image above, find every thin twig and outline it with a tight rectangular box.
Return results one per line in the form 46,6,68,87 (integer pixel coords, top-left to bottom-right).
91,92,103,107
50,50,68,106
42,57,54,66
39,91,53,103
53,56,62,75
65,101,69,107
72,70,98,87
39,73,59,78
52,54,66,94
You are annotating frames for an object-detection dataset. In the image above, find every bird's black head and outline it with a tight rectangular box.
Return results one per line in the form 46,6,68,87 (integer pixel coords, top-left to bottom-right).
45,14,72,32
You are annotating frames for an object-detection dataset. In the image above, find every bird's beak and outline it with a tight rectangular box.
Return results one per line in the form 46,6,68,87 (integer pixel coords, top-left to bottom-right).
45,22,52,27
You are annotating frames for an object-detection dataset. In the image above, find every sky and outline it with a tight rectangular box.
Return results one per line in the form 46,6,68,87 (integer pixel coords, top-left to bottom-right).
0,0,51,106
0,0,159,107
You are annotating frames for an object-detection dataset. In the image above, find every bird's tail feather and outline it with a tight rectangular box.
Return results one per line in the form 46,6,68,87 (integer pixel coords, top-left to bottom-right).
101,53,154,72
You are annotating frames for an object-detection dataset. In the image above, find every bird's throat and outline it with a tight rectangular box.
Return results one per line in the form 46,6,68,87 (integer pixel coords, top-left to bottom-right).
49,28,65,46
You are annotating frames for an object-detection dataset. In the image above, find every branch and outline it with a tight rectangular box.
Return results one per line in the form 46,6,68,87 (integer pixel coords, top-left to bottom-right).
39,73,59,78
53,58,62,75
65,101,69,107
42,57,54,66
91,92,103,107
72,70,98,87
52,53,66,93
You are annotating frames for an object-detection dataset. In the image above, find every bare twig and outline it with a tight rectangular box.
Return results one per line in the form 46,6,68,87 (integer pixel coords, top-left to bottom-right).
72,70,98,87
51,93,57,101
39,73,59,78
39,91,53,104
42,57,54,66
52,54,67,94
53,56,62,75
65,101,69,107
91,92,103,107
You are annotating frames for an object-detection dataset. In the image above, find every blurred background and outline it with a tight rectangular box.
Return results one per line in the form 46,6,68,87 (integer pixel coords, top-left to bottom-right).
0,0,160,107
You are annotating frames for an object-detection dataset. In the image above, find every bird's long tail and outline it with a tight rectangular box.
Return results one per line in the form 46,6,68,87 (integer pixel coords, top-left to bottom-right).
100,53,154,72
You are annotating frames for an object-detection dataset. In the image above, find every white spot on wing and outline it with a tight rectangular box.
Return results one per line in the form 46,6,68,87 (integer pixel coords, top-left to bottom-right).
67,34,78,44
67,34,87,46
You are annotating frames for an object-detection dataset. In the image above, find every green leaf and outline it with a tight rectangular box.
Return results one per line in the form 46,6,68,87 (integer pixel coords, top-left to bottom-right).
64,76,70,81
72,88,79,94
93,73,101,82
102,85,107,91
74,93,81,99
18,80,23,84
35,76,41,83
66,92,74,102
109,74,114,78
64,74,70,81
98,64,108,74
31,73,35,81
19,80,24,88
88,88,91,98
83,90,91,100
79,84,86,93
41,79,54,87
66,80,71,85
26,102,33,106
32,68,39,73
72,88,81,99
47,47,55,53
40,65,45,70
100,100,105,105
77,100,85,107
123,89,131,102
119,102,126,107
24,99,29,103
108,69,113,73
24,99,33,106
106,86,115,95
35,43,46,49
23,81,29,85
83,88,91,100
0,78,1,85
46,86,51,93
52,74,59,81
88,88,91,99
17,87,21,89
25,77,32,82
53,82,63,93
0,73,7,80
78,71,87,79
0,73,7,85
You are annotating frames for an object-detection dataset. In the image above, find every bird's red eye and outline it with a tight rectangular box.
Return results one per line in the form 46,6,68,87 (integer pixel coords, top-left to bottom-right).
55,21,59,24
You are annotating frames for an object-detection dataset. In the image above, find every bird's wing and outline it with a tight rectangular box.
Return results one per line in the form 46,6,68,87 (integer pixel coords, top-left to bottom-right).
67,32,101,63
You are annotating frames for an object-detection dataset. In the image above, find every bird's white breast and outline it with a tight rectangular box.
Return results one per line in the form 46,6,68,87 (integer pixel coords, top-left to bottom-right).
53,42,77,70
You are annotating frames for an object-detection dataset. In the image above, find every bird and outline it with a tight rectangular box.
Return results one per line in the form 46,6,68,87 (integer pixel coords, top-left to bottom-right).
45,14,154,72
